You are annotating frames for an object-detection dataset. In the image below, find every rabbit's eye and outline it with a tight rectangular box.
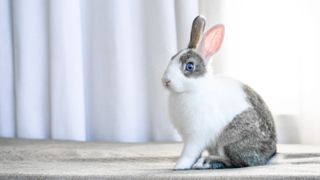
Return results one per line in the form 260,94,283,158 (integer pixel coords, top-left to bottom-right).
185,62,195,72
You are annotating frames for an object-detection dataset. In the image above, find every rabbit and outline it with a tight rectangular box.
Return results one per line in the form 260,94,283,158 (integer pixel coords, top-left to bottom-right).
161,15,277,170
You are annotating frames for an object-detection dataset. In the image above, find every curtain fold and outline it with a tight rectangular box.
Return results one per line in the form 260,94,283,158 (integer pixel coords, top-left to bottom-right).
111,0,149,141
12,0,50,138
81,0,120,141
0,0,15,137
49,0,86,140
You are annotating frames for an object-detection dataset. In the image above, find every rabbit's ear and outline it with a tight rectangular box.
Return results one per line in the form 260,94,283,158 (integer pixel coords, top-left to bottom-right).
199,24,224,60
188,15,206,49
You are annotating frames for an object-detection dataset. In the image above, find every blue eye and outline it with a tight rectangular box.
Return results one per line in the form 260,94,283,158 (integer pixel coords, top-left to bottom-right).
185,62,194,72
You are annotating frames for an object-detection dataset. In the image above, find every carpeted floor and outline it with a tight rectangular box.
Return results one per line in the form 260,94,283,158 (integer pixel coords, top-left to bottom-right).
1,138,320,179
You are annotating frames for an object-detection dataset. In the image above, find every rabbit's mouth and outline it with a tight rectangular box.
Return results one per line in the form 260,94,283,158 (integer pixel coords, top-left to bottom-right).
163,82,173,91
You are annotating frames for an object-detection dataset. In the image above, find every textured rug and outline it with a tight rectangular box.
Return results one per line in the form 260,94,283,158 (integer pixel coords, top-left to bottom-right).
0,138,320,179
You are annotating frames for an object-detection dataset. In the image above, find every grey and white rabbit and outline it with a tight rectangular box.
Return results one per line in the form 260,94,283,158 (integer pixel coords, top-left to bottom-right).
161,15,276,170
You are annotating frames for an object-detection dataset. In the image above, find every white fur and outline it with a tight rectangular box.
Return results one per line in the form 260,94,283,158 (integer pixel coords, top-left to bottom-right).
162,53,250,169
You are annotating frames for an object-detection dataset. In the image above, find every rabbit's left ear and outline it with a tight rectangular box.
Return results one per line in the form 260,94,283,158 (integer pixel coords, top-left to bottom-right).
188,15,206,49
199,24,225,60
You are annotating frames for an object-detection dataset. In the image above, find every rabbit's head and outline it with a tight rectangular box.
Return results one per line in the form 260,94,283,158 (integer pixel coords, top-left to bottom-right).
162,15,224,93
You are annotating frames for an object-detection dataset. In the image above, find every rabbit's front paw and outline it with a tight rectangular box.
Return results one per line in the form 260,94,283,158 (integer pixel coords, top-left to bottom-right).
174,158,194,170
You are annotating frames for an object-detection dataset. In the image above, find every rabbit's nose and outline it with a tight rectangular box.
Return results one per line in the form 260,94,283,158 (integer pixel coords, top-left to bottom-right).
165,80,171,87
162,77,171,87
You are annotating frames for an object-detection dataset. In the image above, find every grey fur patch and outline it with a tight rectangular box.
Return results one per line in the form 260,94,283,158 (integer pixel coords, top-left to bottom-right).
179,50,206,78
214,84,277,168
242,84,277,142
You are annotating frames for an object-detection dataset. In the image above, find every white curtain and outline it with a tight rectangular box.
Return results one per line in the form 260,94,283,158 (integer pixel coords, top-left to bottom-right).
1,0,320,144
0,0,203,142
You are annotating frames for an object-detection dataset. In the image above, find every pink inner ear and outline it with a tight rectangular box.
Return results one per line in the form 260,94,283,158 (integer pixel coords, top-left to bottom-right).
202,25,224,59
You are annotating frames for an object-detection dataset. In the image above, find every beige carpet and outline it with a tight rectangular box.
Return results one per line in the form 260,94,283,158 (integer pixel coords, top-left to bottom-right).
1,138,320,179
